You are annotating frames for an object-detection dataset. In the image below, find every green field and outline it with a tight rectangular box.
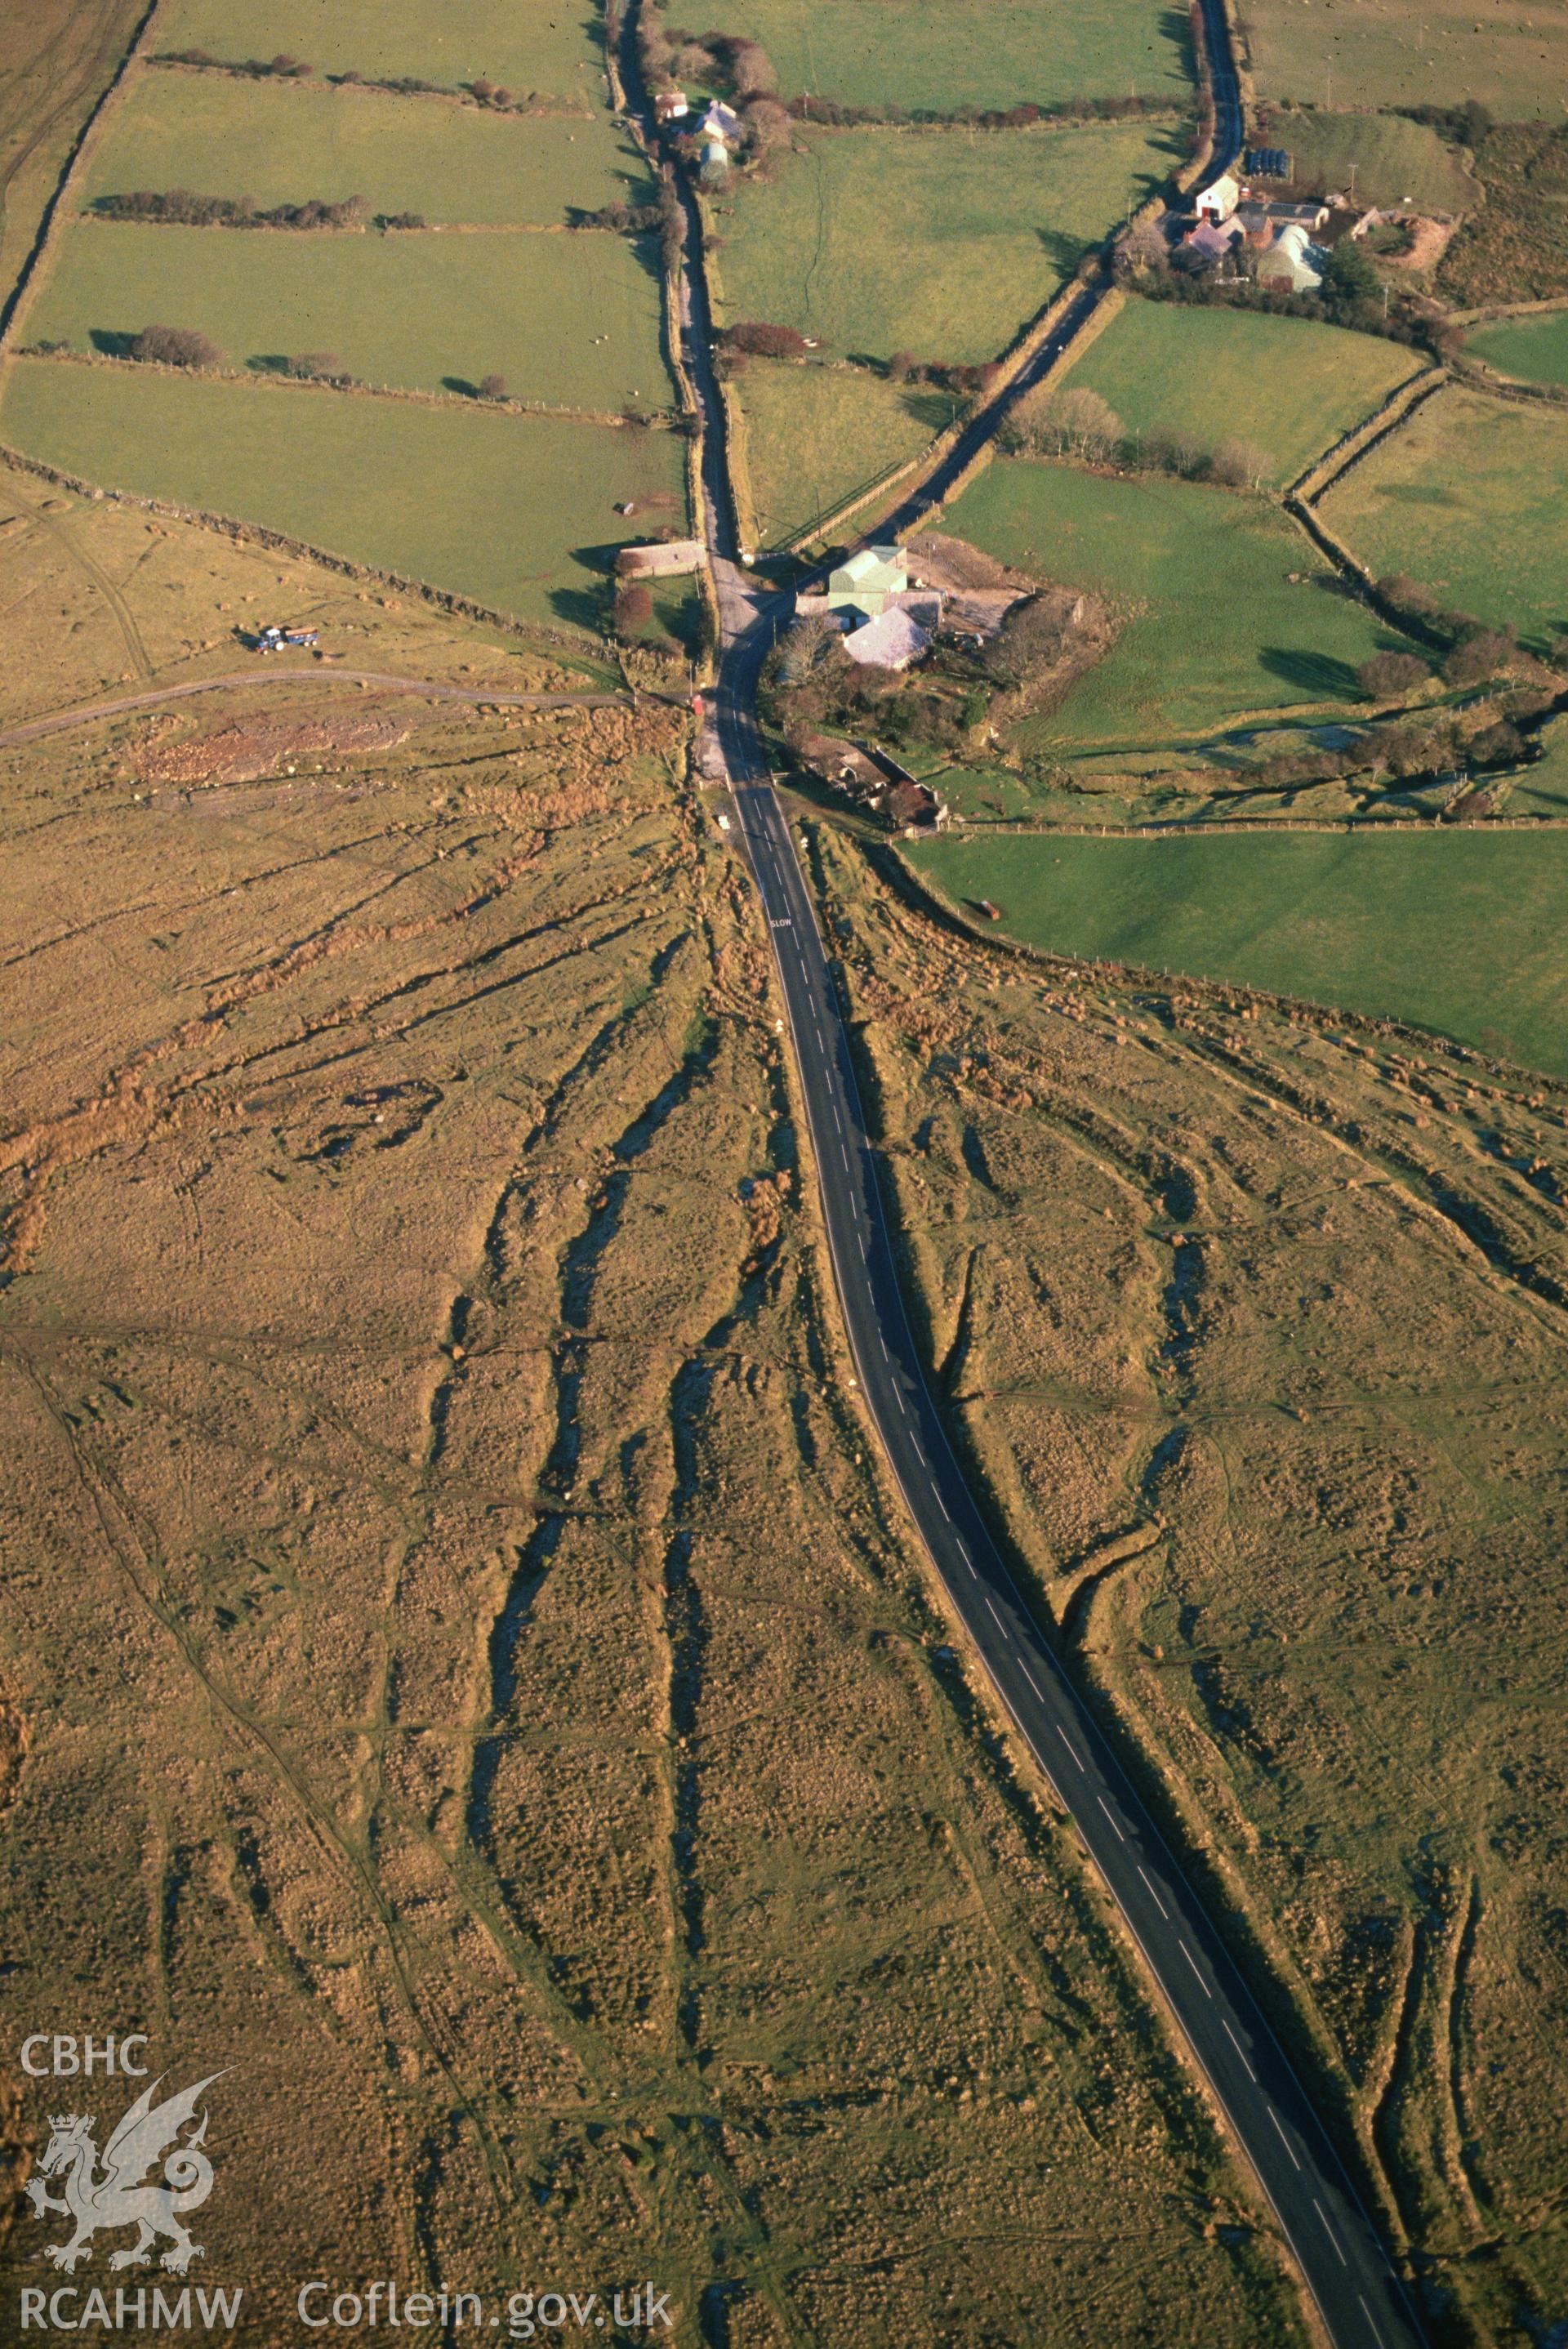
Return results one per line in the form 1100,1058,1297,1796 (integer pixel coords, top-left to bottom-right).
737,360,938,546
1241,0,1568,118
1248,107,1477,212
906,829,1568,1073
711,0,1190,110
1058,295,1422,483
0,356,686,626
941,455,1413,745
1318,383,1568,652
1466,307,1568,388
715,122,1178,366
27,223,670,414
155,0,602,101
91,68,653,224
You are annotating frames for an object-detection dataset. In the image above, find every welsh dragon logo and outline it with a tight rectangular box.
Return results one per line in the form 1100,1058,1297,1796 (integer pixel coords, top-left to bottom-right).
25,2072,226,2275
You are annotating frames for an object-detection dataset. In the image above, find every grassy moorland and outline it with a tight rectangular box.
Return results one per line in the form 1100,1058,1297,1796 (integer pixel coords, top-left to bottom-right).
1239,0,1568,117
940,455,1412,745
823,821,1568,2347
0,646,1302,2345
28,223,671,414
713,121,1178,366
708,0,1191,110
153,0,601,101
0,357,685,626
905,827,1568,1073
87,68,655,225
737,359,939,545
1466,308,1568,389
1318,383,1568,653
1057,296,1423,484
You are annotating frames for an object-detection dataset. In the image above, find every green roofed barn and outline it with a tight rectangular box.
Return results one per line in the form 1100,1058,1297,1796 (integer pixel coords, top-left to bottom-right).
826,543,907,619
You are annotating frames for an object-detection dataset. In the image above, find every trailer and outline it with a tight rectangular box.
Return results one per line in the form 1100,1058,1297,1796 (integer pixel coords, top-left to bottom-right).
256,625,320,654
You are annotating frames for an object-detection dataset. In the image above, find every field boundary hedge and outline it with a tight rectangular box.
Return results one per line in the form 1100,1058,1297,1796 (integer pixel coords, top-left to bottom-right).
11,349,678,432
147,57,598,125
1289,362,1446,503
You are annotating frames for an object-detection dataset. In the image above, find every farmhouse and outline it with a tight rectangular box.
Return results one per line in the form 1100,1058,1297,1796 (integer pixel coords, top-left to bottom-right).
702,100,743,146
616,539,706,578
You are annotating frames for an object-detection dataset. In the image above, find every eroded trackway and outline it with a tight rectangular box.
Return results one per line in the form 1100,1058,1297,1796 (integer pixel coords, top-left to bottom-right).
0,670,635,749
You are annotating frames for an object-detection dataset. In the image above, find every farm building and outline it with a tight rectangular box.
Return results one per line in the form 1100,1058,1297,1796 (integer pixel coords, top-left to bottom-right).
654,90,690,125
1196,172,1242,224
1254,221,1326,292
826,543,907,618
616,539,706,578
842,606,933,671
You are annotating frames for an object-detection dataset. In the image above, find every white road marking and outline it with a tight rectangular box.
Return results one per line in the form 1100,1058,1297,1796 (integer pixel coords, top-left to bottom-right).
1178,1938,1211,1997
1137,1865,1169,1920
1097,1797,1125,1843
1222,2019,1257,2084
1020,1660,1043,1698
1267,2106,1303,2171
935,1491,951,1522
1357,2299,1388,2349
1313,2200,1348,2267
1058,1728,1085,1772
984,1594,1006,1631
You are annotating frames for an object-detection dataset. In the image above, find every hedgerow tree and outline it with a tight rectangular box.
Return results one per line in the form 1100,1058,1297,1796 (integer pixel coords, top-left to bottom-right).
129,323,222,368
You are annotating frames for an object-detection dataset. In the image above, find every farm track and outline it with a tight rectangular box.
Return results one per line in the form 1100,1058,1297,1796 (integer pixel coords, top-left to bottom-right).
0,671,645,749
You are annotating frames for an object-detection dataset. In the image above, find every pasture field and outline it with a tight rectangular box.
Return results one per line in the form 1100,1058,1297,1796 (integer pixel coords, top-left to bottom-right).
904,827,1568,1072
0,0,144,314
154,0,603,103
1055,295,1423,483
0,672,1298,2347
941,456,1411,745
714,122,1179,367
0,357,686,627
25,223,670,416
826,819,1568,2347
737,360,939,546
1238,0,1568,118
87,67,655,225
707,0,1191,111
1248,106,1476,213
1510,713,1568,815
1318,383,1568,652
1466,306,1568,386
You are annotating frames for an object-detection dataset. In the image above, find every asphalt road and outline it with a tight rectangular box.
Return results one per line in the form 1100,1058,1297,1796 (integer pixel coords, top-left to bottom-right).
654,7,1423,2341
